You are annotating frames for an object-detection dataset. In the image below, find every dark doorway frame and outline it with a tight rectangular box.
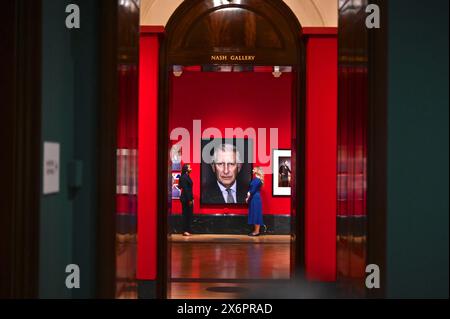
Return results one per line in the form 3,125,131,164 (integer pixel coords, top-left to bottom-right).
96,0,140,299
95,0,388,299
156,0,306,298
336,0,388,298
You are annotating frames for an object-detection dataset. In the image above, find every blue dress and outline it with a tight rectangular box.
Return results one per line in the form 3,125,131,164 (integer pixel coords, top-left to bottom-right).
248,178,263,225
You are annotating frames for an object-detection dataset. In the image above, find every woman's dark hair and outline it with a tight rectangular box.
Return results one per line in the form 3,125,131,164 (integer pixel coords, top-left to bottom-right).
181,163,190,175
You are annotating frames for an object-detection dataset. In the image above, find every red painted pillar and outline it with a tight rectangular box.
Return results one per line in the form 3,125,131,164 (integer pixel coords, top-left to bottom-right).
137,33,159,280
305,35,338,281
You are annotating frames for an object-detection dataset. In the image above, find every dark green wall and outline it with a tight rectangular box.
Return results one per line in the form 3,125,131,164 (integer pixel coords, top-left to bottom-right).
40,0,98,298
387,0,449,298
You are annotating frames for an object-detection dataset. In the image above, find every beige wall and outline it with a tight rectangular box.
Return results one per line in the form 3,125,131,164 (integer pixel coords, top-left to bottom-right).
140,0,337,27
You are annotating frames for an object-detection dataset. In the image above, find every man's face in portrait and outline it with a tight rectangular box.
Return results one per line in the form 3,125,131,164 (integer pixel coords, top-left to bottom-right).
212,147,242,188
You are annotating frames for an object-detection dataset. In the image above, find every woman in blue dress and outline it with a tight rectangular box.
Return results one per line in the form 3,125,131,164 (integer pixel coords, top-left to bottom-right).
246,167,265,236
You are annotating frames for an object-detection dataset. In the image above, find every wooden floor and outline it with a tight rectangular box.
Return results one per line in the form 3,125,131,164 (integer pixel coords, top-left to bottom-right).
169,234,291,299
114,234,359,298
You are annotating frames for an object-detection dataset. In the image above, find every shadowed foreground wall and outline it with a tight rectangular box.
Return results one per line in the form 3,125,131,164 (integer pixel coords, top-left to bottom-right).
40,0,99,298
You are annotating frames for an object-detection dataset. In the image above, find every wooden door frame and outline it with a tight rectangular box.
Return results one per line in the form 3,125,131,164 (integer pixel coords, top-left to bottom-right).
96,0,140,298
95,0,388,299
96,0,119,299
366,0,388,298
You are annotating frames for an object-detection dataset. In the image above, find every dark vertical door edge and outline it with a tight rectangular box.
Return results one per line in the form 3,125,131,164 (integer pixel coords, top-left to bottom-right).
367,0,388,298
0,0,42,299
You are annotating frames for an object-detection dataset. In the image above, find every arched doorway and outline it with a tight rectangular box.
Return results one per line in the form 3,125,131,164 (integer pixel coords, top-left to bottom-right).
156,0,305,298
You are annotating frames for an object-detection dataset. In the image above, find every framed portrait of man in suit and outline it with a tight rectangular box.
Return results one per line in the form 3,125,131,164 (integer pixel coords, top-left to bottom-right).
200,138,253,205
273,149,292,196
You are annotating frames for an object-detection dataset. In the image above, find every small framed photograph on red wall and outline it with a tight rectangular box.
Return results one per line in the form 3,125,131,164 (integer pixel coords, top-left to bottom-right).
273,149,292,196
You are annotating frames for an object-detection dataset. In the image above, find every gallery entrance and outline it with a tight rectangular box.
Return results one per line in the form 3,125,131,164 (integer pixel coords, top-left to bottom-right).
154,0,305,298
165,67,296,298
136,0,339,299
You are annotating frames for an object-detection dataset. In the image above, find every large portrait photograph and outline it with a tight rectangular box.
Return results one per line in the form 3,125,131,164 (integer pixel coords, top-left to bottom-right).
273,149,292,196
201,138,253,205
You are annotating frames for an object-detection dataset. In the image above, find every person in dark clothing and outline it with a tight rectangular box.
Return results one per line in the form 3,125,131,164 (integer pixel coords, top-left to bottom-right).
279,160,291,187
179,163,194,236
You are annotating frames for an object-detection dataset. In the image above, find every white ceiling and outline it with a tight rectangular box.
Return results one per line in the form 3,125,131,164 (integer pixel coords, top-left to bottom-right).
140,0,338,27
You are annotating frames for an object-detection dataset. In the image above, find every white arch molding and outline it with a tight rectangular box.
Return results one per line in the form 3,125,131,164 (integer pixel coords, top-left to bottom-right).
140,0,338,27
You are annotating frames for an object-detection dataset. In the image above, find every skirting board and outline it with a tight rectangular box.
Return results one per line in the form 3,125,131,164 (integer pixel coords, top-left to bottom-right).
170,214,291,235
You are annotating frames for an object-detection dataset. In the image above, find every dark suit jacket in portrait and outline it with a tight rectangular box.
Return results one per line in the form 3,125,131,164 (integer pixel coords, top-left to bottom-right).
178,173,193,203
201,180,247,204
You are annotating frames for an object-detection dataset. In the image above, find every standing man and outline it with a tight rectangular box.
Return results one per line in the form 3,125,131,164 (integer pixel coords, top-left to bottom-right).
279,160,291,187
179,164,194,236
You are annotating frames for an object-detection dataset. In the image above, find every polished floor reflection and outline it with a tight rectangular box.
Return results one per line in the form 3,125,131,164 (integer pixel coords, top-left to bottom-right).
169,234,291,299
116,233,138,299
336,233,367,297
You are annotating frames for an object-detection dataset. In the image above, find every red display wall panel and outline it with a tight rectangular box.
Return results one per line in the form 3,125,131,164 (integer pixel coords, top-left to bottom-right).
137,34,159,280
304,36,338,281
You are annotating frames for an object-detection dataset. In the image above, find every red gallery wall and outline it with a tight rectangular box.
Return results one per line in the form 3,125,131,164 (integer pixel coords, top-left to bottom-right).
169,71,293,215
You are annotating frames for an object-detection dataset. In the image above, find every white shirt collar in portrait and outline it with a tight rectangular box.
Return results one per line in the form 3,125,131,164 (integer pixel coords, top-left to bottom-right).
217,180,237,203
